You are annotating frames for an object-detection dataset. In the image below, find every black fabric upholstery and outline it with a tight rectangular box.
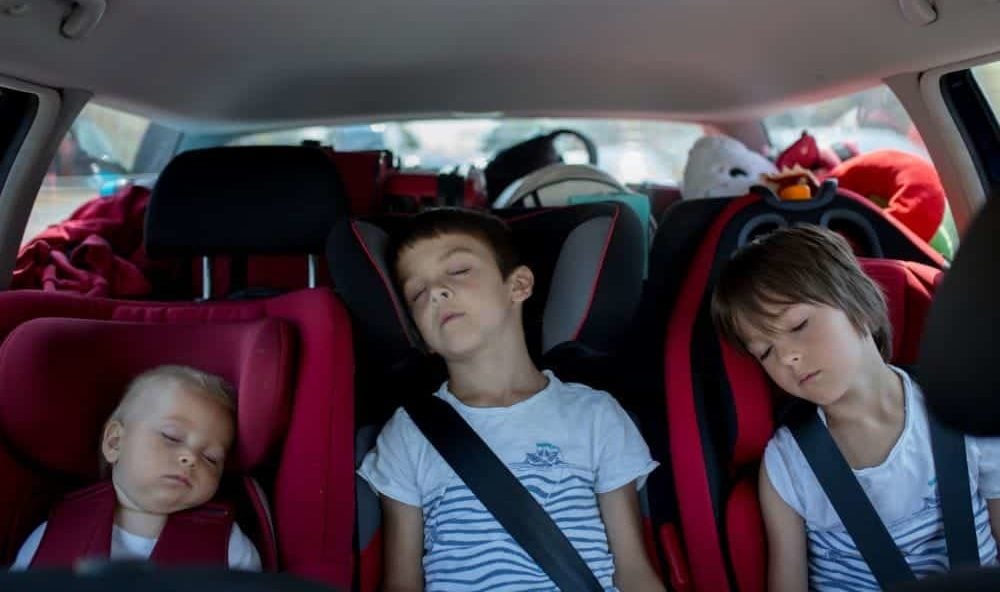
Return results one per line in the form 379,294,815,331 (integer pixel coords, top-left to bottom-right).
146,146,348,257
326,203,645,425
327,217,419,363
497,204,644,360
328,203,643,363
920,194,1000,436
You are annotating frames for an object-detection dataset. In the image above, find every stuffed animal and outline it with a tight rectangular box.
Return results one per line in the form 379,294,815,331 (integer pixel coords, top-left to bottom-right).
828,149,957,259
682,135,777,200
762,165,820,201
775,131,843,176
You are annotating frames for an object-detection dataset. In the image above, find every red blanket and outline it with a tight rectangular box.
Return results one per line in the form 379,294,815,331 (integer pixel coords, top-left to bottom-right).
12,185,158,297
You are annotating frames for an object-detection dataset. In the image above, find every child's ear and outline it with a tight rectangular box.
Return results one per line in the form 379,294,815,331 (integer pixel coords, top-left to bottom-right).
101,420,124,465
508,265,534,303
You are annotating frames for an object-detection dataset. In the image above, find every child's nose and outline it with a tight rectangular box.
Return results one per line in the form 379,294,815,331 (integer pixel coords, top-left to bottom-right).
431,286,451,301
178,452,195,467
779,347,802,366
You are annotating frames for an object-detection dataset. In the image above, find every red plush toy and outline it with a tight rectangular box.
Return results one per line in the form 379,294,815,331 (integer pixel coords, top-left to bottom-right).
775,131,843,177
827,149,957,259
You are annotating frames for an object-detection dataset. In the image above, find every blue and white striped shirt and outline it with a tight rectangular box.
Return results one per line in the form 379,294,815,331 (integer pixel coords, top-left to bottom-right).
359,371,658,591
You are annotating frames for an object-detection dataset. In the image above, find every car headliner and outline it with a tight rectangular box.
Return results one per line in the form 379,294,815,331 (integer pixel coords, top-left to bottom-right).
2,0,1000,131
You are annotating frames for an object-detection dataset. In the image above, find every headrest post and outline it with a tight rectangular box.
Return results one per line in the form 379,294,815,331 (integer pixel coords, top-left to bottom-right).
201,256,213,301
307,254,318,289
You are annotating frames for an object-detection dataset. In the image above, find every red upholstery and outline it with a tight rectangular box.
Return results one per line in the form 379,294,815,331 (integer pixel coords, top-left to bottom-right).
31,481,232,568
0,316,294,475
657,523,692,591
669,259,940,590
190,254,332,300
382,169,488,211
664,195,755,592
726,480,766,592
644,190,945,591
668,263,939,590
326,150,393,215
861,257,941,365
0,289,355,588
12,185,165,298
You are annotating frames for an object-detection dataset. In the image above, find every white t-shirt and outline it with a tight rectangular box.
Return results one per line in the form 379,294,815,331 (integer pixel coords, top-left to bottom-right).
10,520,261,571
764,366,1000,591
358,370,658,592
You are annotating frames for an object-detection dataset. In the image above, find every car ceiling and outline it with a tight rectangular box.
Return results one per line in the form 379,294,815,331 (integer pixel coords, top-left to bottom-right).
2,0,1000,131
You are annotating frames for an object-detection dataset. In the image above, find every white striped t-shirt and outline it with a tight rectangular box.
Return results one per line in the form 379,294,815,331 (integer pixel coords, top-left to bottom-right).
358,370,658,591
765,367,1000,591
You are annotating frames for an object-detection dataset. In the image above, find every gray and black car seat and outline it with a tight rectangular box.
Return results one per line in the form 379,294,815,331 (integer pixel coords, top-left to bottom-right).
622,181,948,591
326,202,647,591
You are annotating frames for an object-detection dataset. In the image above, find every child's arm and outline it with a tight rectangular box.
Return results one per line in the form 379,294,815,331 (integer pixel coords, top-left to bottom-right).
382,496,424,592
597,481,665,592
759,466,808,592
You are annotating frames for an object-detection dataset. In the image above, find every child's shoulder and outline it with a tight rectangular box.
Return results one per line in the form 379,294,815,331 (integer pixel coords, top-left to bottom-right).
373,404,425,445
763,423,806,470
546,372,620,408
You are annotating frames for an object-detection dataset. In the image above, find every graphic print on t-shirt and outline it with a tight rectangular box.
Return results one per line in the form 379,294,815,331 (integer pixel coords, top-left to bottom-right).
421,441,615,590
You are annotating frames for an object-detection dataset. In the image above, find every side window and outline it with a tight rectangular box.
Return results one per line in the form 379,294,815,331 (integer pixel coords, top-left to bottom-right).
24,103,153,244
971,61,1000,116
764,85,928,159
963,61,1000,196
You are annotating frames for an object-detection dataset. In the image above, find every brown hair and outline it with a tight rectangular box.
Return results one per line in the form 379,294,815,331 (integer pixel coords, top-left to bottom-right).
711,224,891,360
388,207,521,286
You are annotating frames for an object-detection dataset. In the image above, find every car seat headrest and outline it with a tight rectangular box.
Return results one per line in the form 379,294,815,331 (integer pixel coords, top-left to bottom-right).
328,203,644,363
920,194,1000,436
0,317,296,478
146,146,348,257
492,163,627,209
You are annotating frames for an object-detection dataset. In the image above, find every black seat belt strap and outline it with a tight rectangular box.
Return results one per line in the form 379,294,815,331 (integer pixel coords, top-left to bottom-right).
927,412,980,569
791,413,916,588
404,396,604,592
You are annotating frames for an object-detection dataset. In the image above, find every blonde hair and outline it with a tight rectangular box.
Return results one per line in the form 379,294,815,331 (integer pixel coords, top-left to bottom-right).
111,364,236,423
100,365,235,476
711,224,891,361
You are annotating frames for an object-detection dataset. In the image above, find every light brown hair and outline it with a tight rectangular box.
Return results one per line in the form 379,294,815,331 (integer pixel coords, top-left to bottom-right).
110,364,236,423
711,224,891,360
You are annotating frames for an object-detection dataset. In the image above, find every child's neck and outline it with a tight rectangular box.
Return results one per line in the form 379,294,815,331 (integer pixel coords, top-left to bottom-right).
445,333,547,408
114,505,167,539
822,356,903,427
112,480,167,539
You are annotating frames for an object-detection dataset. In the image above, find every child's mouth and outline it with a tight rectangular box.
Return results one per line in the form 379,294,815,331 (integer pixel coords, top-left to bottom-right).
163,474,192,487
799,370,820,385
440,312,464,326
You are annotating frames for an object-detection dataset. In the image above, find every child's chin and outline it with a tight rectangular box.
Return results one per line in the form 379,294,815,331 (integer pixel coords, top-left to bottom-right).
800,389,844,407
435,336,485,359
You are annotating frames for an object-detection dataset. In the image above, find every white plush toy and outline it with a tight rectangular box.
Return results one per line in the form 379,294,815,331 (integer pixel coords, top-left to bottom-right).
682,135,777,199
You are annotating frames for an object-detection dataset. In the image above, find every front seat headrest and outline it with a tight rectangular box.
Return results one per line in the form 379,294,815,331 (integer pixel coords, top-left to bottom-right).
919,195,999,435
146,146,348,257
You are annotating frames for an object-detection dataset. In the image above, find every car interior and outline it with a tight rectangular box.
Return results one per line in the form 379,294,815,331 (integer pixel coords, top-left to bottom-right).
2,1,1000,590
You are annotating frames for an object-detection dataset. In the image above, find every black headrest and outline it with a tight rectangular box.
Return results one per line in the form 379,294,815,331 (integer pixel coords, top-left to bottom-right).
327,203,644,363
919,196,1000,436
146,146,348,257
